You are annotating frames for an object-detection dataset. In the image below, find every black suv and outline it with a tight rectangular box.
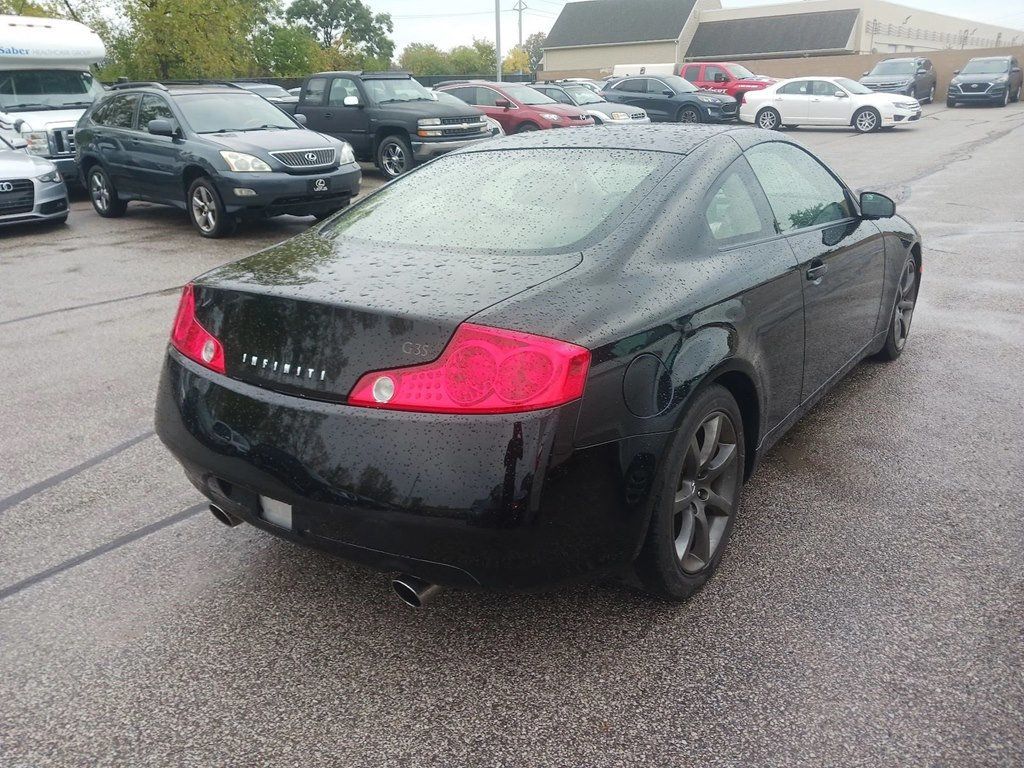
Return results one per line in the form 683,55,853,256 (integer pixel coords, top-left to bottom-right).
948,56,1023,108
75,82,361,237
860,57,937,102
600,75,737,123
295,70,491,179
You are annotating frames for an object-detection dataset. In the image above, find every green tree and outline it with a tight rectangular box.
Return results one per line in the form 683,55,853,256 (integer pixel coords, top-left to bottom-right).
253,23,322,76
285,0,394,60
447,38,495,75
503,46,529,75
524,31,546,71
398,43,449,76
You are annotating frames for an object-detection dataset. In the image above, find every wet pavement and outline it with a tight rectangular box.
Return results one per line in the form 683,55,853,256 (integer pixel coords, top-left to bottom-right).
2,106,1022,766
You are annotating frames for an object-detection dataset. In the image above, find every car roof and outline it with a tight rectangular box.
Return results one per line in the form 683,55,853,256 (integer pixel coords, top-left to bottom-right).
309,70,413,80
456,123,771,157
967,56,1010,62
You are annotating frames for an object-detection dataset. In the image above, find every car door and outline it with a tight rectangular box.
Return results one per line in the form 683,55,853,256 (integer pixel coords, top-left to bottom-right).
323,76,371,156
131,94,182,203
746,141,886,401
472,86,518,132
295,76,330,134
98,93,141,194
808,80,853,125
772,81,811,124
702,64,731,95
607,78,652,116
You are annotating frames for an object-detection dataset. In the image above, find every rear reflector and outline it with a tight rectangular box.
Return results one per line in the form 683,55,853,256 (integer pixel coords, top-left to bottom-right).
170,284,226,374
348,323,590,414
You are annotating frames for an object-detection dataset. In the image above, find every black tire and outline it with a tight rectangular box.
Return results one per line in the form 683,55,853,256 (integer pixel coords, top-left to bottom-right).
946,98,956,108
636,384,746,601
591,114,604,126
875,255,919,362
1014,85,1022,103
677,105,701,124
187,177,236,238
516,122,539,133
925,84,935,103
755,107,781,130
853,107,881,133
87,165,126,218
376,134,414,179
998,88,1010,108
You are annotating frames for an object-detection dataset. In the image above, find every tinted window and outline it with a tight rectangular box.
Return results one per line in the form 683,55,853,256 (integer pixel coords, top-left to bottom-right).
616,79,646,93
778,81,811,95
138,95,175,131
105,94,140,129
746,142,853,233
90,98,115,125
705,159,773,244
444,86,476,104
682,65,700,81
325,149,673,253
328,77,360,106
302,77,327,105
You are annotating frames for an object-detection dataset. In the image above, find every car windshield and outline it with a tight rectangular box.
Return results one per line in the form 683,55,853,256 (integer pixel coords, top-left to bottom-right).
869,60,917,76
176,92,298,133
239,83,292,98
325,149,673,253
0,69,104,112
362,77,434,103
961,59,1010,75
662,75,698,93
502,84,556,105
835,78,873,95
725,64,756,79
564,85,603,104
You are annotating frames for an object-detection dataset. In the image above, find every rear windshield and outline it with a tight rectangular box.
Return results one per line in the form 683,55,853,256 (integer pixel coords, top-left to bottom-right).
325,149,674,253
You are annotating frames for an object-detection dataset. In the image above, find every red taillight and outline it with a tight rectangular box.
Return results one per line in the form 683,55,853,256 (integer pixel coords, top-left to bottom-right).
348,323,591,414
170,283,226,374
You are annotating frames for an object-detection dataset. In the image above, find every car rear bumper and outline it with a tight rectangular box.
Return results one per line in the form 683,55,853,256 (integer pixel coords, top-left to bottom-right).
154,352,659,590
215,164,361,216
0,177,69,227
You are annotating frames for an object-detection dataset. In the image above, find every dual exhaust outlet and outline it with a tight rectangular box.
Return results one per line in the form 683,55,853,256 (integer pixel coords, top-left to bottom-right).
208,505,442,607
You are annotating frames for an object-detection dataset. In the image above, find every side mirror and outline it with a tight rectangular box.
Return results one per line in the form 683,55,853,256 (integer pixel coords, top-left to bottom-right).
835,91,848,98
860,191,895,219
8,136,28,149
495,98,512,109
343,95,361,107
861,71,869,77
714,74,728,83
663,89,674,96
917,68,927,75
147,118,176,137
952,69,960,76
1013,67,1022,74
293,113,307,126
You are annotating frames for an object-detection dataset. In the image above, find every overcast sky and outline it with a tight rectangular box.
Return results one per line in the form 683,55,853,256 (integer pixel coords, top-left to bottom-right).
373,0,1024,55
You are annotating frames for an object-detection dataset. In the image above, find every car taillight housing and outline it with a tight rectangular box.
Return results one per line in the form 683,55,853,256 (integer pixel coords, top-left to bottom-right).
170,283,226,374
348,323,590,414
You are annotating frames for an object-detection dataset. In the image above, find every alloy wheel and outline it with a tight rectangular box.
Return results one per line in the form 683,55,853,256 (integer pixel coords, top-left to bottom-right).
191,186,217,233
928,85,935,102
672,411,741,574
679,107,699,123
90,172,110,212
757,110,778,130
855,110,878,132
893,259,917,350
381,142,406,177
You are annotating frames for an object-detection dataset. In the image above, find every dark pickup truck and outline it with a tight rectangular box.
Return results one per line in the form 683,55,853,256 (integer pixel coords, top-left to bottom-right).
295,70,492,179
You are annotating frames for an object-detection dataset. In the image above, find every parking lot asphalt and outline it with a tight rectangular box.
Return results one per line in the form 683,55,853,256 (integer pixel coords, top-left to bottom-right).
2,105,1023,767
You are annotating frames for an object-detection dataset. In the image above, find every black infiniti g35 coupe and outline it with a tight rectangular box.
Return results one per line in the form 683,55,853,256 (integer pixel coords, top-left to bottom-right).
155,125,921,605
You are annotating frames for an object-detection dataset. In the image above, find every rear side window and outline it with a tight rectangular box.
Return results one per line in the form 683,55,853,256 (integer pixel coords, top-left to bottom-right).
105,94,140,129
445,86,476,104
704,158,774,244
682,65,700,81
746,142,853,233
326,149,674,253
90,98,115,125
302,78,327,105
616,79,646,93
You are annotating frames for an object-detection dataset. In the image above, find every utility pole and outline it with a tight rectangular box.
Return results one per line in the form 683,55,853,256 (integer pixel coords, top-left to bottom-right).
513,0,527,75
496,0,503,82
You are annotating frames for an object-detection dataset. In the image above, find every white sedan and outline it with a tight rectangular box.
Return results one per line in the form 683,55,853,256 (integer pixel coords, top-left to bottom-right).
740,76,922,133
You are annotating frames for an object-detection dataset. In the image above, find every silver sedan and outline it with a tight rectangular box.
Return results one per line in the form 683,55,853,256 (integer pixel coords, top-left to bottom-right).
0,127,69,228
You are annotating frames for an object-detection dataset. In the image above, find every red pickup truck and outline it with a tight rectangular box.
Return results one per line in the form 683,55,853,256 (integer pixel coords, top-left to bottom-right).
680,62,776,102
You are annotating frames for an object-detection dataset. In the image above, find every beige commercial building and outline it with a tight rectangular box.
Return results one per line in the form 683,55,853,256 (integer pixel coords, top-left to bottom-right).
542,0,1024,73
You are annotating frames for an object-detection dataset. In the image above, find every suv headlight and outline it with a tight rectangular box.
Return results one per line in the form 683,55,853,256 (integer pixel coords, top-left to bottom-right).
219,151,271,172
23,131,50,156
417,118,441,126
697,95,718,103
35,170,62,184
339,143,355,164
993,74,1009,83
610,111,629,120
540,113,562,122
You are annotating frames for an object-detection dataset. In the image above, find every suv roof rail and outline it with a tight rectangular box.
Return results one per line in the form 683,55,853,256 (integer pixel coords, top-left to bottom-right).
159,80,247,89
358,70,413,79
109,81,168,91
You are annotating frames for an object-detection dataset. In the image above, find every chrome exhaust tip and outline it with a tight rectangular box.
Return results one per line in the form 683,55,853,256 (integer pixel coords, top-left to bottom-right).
392,575,443,608
208,503,243,528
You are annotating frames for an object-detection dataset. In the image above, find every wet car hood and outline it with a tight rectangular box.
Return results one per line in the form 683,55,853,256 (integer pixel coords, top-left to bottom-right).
371,98,482,119
861,74,916,85
0,148,57,178
201,129,343,154
1,107,87,131
584,101,644,117
953,72,1009,84
693,90,734,103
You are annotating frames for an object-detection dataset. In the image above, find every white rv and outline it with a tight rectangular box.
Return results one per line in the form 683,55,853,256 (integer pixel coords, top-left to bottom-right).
0,15,106,181
611,63,677,79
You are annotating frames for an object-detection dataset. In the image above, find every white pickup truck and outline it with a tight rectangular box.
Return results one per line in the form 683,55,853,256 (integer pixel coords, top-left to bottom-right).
0,14,106,183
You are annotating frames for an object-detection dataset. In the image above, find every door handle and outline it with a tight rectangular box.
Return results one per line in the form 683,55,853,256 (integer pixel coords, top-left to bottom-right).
324,112,332,119
806,261,828,282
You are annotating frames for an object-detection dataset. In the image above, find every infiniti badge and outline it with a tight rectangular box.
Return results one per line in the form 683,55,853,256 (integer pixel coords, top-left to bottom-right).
242,353,326,381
